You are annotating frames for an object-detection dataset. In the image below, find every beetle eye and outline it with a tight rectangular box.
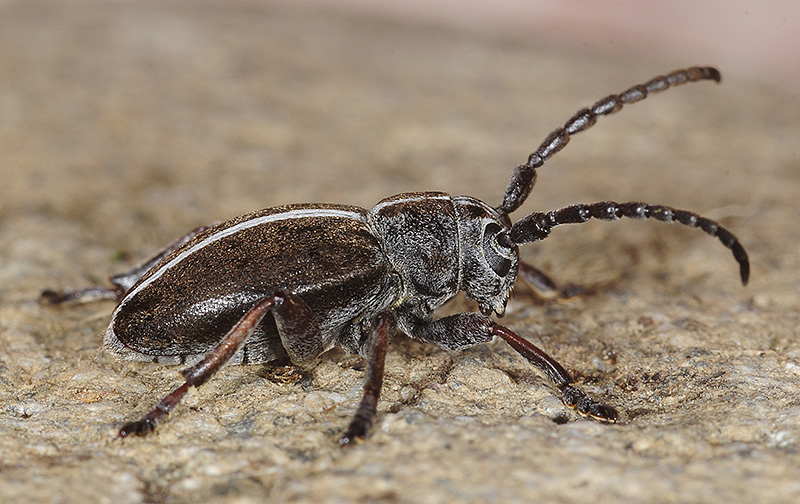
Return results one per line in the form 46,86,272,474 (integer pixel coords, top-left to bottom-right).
482,222,513,277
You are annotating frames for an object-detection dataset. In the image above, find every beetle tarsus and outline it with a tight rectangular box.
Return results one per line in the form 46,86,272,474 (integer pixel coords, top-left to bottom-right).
561,385,618,423
117,382,192,439
339,398,376,447
516,261,590,299
492,324,619,423
118,416,158,439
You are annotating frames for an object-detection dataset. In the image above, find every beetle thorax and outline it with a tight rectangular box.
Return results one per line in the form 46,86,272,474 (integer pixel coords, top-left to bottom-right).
367,192,461,318
367,192,518,319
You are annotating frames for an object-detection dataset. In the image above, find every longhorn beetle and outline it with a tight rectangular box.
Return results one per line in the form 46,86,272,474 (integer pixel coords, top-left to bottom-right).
43,66,749,446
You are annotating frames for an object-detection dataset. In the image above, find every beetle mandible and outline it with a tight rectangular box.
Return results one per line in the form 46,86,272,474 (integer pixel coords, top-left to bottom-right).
43,66,749,445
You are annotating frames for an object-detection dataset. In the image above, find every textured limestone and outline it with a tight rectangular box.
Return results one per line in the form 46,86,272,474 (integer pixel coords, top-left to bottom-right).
1,3,798,503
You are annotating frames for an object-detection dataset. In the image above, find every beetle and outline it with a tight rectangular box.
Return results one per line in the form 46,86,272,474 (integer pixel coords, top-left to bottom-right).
43,66,749,445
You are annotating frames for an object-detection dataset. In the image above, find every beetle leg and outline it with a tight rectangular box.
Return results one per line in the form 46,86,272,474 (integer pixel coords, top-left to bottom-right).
41,225,211,305
491,324,618,422
404,312,617,422
340,311,396,446
40,286,123,305
273,291,324,365
517,261,587,299
117,289,319,438
517,260,558,294
108,225,212,292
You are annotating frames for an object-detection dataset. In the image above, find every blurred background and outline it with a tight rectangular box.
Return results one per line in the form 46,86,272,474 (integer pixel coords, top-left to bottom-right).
277,0,799,84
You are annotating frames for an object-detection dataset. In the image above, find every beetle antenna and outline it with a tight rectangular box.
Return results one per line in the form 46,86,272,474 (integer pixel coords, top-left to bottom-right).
497,66,721,216
507,201,749,285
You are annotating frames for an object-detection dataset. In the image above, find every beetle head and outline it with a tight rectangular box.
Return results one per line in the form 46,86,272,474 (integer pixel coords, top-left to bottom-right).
452,196,519,317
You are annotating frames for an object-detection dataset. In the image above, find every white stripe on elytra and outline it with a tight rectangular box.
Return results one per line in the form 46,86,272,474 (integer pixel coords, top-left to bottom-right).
111,207,366,319
369,192,450,215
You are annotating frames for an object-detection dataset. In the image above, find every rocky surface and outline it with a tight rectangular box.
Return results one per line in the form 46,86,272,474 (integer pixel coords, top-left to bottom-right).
1,2,798,503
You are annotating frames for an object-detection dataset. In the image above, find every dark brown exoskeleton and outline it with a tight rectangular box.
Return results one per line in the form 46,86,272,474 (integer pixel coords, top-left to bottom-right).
43,66,749,445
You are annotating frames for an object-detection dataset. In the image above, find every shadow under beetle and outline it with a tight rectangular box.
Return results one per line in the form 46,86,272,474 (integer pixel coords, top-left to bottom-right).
43,66,749,446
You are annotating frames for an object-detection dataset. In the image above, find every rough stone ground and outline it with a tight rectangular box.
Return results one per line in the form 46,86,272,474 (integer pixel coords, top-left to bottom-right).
1,2,798,503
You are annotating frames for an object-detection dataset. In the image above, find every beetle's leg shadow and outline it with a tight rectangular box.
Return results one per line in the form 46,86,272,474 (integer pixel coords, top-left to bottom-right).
116,289,324,439
403,312,618,423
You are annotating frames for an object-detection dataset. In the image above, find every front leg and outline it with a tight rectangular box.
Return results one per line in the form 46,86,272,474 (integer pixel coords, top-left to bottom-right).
405,312,618,422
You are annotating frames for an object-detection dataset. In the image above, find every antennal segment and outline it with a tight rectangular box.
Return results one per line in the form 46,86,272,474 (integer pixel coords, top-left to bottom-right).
508,201,749,285
497,67,721,215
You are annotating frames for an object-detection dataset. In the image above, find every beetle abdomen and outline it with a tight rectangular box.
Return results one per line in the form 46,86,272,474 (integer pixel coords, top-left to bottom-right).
106,204,395,363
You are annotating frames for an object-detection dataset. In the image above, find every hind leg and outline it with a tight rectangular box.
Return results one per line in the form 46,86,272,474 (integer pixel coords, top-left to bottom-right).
117,290,324,438
41,225,210,304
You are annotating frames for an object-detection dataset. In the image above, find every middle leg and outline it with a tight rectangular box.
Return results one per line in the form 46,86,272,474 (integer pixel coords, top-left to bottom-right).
41,225,212,305
339,311,397,446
